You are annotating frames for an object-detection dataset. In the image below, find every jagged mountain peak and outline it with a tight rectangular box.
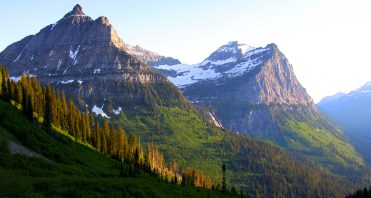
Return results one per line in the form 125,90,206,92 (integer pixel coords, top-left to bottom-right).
0,4,161,80
58,4,92,25
64,4,85,18
215,41,255,55
204,41,256,63
0,4,184,116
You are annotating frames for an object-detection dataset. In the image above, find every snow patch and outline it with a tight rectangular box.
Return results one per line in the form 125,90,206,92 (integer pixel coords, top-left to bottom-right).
92,105,110,118
9,76,22,82
64,14,88,19
10,74,36,82
113,107,122,115
56,60,62,70
77,80,83,84
153,44,270,87
208,112,222,128
225,48,269,77
50,23,57,30
13,43,29,63
217,45,238,53
201,57,236,66
94,69,101,74
157,63,221,87
61,80,74,84
49,49,55,56
238,44,255,54
69,45,80,62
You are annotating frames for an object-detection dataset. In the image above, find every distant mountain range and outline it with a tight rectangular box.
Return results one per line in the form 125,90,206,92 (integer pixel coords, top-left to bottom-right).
0,4,368,195
318,82,371,164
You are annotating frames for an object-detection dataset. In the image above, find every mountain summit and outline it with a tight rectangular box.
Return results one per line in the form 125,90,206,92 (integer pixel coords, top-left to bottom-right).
64,4,85,17
0,4,185,114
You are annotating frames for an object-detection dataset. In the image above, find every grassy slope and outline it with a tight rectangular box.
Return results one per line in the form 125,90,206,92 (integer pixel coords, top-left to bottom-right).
0,101,235,198
112,107,224,182
283,120,363,168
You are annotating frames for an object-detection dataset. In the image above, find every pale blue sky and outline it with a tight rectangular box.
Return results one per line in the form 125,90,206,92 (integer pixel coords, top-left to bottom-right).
1,0,370,102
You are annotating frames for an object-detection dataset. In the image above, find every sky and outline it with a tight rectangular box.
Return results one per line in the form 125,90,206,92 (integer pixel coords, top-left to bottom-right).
0,0,370,102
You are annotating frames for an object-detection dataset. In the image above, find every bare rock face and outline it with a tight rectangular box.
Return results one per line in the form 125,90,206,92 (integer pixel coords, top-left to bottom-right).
254,44,312,104
179,43,315,134
0,5,182,112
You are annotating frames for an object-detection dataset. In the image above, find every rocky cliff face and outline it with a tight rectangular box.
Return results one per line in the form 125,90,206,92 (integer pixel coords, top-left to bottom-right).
0,4,185,114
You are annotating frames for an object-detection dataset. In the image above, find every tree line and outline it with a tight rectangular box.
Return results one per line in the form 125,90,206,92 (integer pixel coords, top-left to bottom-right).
0,66,236,192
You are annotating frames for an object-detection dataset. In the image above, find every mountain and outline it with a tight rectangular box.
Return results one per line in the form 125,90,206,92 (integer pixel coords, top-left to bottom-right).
143,41,364,174
0,4,188,114
0,4,365,196
318,82,371,164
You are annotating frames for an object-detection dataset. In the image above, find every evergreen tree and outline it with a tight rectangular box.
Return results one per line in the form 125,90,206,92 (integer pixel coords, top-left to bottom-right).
60,92,68,129
102,120,109,154
95,122,102,152
67,99,75,134
21,88,28,115
1,69,9,101
43,84,52,131
109,127,116,156
222,164,227,193
117,128,127,159
6,79,12,101
26,94,33,120
134,147,140,176
15,84,22,104
84,111,91,142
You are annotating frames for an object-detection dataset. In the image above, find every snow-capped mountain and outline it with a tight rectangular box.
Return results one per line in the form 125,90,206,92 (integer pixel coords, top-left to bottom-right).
149,41,271,87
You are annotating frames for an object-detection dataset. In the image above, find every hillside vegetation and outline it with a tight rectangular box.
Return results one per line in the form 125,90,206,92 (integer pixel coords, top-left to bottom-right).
0,101,236,197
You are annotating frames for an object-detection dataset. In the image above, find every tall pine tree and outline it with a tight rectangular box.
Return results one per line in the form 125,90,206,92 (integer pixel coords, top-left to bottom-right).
222,164,227,193
43,84,52,131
